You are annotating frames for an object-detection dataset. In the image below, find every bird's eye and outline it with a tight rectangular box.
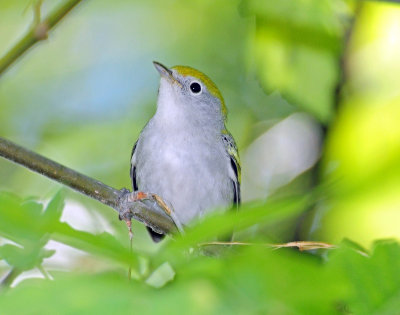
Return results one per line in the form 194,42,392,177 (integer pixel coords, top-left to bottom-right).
190,82,202,94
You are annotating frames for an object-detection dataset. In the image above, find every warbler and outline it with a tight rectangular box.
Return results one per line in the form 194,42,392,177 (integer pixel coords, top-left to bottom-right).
130,62,240,242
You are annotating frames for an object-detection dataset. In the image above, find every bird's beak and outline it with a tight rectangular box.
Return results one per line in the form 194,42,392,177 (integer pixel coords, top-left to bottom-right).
153,61,182,87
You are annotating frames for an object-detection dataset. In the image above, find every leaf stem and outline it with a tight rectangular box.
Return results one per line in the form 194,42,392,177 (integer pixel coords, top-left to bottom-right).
0,0,84,77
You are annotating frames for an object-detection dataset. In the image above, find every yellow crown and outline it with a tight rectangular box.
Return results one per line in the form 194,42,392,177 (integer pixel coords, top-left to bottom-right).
172,65,227,117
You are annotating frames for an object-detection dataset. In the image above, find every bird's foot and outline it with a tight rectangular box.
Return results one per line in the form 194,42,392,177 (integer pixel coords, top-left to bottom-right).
151,193,185,235
118,189,184,235
119,188,144,224
118,189,149,220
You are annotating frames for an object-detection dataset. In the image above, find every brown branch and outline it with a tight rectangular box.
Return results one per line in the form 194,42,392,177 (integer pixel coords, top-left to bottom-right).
0,0,84,77
0,137,177,235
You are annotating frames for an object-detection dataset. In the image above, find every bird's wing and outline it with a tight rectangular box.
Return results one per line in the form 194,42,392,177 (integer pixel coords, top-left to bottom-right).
222,130,241,208
130,140,138,191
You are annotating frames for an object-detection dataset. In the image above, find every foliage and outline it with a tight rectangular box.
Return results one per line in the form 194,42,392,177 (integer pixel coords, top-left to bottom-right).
308,1,400,247
1,192,400,314
242,0,352,123
1,0,400,314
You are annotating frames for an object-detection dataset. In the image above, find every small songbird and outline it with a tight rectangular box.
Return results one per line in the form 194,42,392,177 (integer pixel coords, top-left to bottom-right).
130,62,240,242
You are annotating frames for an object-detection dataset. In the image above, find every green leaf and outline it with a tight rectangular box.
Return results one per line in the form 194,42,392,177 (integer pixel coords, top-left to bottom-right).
329,240,400,314
0,191,61,271
0,192,45,246
42,190,65,227
0,190,138,274
0,191,65,241
0,244,55,271
50,221,137,270
0,246,348,314
145,262,175,288
0,191,65,247
242,0,352,122
0,273,142,314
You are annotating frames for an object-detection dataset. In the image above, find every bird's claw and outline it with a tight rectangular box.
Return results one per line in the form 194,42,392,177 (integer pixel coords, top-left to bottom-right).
118,189,185,235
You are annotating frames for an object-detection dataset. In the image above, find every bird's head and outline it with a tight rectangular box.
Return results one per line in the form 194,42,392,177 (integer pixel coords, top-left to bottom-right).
153,61,227,125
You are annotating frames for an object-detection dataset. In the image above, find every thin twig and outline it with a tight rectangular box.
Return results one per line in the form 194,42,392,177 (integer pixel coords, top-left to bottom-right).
198,241,337,251
270,241,337,251
0,137,177,235
127,220,133,281
198,241,256,247
0,0,84,77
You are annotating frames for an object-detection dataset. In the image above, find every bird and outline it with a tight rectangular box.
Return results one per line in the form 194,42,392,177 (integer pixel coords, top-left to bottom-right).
130,61,240,242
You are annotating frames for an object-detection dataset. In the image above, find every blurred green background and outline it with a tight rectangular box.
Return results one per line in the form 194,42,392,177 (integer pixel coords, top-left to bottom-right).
1,0,400,313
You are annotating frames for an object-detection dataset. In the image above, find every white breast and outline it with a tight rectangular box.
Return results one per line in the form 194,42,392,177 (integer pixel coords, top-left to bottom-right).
135,119,233,225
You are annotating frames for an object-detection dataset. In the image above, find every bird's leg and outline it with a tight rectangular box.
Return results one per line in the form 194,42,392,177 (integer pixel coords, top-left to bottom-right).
118,189,150,220
124,190,150,203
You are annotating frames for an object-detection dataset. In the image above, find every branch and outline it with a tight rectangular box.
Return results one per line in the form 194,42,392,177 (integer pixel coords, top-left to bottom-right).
333,1,362,111
0,137,177,235
0,0,84,77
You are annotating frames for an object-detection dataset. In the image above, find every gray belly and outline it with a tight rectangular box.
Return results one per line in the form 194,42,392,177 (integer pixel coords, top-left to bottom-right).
135,132,233,225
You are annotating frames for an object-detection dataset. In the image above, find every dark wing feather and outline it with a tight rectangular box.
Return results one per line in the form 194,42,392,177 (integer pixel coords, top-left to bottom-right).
222,131,241,210
230,156,241,206
130,141,138,191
